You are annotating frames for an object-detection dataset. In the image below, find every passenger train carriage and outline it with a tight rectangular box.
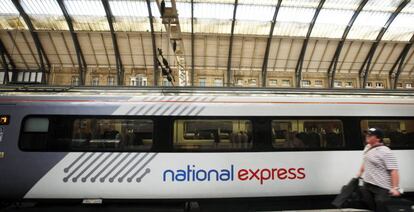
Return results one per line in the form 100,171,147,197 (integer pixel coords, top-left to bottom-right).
0,87,413,202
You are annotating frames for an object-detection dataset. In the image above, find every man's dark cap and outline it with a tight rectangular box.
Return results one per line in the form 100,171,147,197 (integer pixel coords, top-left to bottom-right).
365,128,384,139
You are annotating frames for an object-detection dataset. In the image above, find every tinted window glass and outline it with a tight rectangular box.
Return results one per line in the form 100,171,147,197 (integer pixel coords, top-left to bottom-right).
20,116,153,151
272,120,344,149
174,119,253,150
361,119,414,148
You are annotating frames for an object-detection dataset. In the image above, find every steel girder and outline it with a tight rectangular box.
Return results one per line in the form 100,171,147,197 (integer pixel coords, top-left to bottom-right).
389,34,414,89
358,0,409,88
327,0,368,88
294,0,325,88
261,0,282,87
57,0,87,85
146,0,160,86
102,0,124,85
12,0,50,83
226,0,238,87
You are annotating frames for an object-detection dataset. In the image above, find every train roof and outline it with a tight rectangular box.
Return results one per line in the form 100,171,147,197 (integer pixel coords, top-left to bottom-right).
1,86,414,117
1,85,414,98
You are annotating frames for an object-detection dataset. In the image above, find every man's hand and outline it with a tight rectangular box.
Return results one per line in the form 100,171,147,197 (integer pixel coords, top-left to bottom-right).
389,188,401,197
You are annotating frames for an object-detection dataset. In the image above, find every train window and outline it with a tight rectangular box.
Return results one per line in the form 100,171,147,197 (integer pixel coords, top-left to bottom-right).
24,117,49,132
361,119,414,148
20,116,153,151
271,120,344,149
173,119,253,151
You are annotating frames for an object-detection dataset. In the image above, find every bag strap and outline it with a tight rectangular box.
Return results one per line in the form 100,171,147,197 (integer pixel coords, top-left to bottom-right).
364,143,384,154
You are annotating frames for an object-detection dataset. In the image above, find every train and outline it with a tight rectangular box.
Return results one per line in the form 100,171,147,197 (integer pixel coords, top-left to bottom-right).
0,86,413,204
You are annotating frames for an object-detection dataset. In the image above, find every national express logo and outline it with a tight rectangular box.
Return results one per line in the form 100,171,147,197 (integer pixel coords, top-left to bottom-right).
162,165,305,184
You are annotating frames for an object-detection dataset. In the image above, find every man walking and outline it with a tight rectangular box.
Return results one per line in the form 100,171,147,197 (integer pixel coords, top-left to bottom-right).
357,128,401,212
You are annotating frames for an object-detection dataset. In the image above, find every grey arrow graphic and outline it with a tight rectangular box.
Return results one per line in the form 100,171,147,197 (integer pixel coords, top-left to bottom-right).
194,106,205,116
160,103,175,115
64,152,86,173
150,105,165,115
63,153,94,182
142,104,156,115
109,153,140,183
136,168,151,183
120,153,149,183
100,153,131,183
135,153,158,182
82,153,113,182
135,105,148,115
126,106,136,115
127,153,158,183
200,96,209,102
91,153,121,182
185,106,198,116
168,104,184,116
73,153,104,182
177,105,190,115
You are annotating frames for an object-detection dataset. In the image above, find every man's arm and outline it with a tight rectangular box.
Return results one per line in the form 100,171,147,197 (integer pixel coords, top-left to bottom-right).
390,169,401,196
357,164,364,177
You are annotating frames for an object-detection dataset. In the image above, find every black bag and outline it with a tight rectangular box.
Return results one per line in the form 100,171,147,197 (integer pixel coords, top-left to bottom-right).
340,186,366,209
385,197,413,212
332,178,362,208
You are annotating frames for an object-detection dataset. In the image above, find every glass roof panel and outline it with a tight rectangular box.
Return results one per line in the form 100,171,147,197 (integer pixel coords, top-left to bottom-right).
194,19,232,34
383,2,414,41
273,6,316,37
310,0,358,39
234,21,271,35
176,2,192,18
0,0,28,29
176,1,235,34
109,0,151,32
236,4,274,21
281,0,320,8
347,11,392,40
233,4,273,35
322,0,361,10
238,0,274,6
64,0,109,31
20,0,68,30
176,2,191,33
346,0,400,40
363,0,402,12
194,2,234,19
193,0,235,3
0,0,19,14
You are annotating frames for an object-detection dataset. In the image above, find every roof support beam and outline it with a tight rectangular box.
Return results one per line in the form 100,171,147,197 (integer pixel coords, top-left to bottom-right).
0,38,17,83
47,32,63,67
294,0,325,88
7,31,28,70
57,0,87,85
389,34,414,89
261,0,282,87
146,0,159,86
12,0,50,83
102,0,124,85
226,0,238,87
0,40,11,84
359,0,409,88
0,39,16,71
191,0,195,86
327,0,368,88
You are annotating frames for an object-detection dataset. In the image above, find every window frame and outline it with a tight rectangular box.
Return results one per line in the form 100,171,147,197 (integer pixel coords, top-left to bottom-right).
19,115,413,152
270,118,349,151
171,116,255,152
19,115,156,152
359,117,414,150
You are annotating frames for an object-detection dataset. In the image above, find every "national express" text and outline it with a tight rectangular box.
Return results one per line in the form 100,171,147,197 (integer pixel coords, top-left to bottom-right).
163,165,306,184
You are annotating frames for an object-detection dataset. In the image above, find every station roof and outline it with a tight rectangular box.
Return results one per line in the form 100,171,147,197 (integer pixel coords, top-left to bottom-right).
0,0,413,80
